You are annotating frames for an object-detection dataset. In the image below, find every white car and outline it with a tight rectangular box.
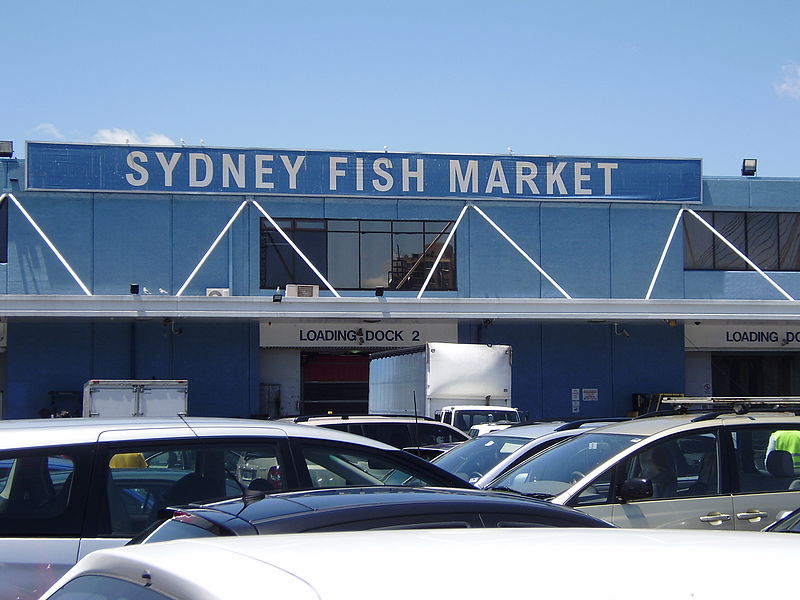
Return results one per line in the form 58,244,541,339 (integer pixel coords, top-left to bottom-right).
0,416,471,600
40,527,800,600
485,400,800,530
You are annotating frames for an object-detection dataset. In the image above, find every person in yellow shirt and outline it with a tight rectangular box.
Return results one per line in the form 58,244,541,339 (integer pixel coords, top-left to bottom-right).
766,430,800,470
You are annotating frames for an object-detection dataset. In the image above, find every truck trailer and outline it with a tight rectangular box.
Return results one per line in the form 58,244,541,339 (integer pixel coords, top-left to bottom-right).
368,343,519,431
82,379,189,417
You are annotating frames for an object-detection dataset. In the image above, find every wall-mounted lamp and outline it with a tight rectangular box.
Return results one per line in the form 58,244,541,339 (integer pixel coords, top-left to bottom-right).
741,158,757,176
613,323,630,337
374,286,384,297
130,283,140,294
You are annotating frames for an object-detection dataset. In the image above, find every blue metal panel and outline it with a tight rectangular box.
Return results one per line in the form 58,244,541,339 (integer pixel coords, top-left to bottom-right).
610,323,685,415
6,192,93,294
5,322,92,419
5,321,259,418
684,271,800,300
465,204,542,298
541,204,611,298
703,179,750,207
611,205,684,299
26,143,702,203
92,194,173,295
171,196,248,296
748,179,800,209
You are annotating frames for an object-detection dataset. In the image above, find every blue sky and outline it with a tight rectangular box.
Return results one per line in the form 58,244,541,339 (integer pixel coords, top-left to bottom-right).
4,1,800,177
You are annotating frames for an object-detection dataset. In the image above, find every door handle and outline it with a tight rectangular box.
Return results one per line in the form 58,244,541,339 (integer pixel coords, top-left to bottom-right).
736,510,769,521
699,512,732,524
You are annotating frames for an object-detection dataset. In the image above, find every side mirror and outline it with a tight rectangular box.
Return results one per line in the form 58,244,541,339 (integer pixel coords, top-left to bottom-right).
617,478,653,503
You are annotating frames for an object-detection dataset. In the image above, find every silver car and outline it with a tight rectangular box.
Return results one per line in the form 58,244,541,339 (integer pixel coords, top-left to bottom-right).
485,403,800,530
0,416,471,600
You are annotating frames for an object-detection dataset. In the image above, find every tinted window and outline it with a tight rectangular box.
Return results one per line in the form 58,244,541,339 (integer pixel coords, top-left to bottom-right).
0,447,87,536
296,442,446,488
732,426,800,494
100,441,284,536
47,574,171,599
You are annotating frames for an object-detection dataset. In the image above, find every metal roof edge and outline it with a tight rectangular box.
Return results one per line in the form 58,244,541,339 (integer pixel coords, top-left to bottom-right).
0,295,798,321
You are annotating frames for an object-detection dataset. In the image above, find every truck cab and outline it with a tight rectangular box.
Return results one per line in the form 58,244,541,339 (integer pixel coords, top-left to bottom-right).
435,405,522,433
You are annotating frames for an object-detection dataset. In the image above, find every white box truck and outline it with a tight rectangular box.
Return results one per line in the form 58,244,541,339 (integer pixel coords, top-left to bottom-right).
368,343,520,431
82,379,188,417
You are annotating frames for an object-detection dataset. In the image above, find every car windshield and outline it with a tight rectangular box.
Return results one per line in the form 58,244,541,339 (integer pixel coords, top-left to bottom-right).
432,435,531,482
487,433,640,498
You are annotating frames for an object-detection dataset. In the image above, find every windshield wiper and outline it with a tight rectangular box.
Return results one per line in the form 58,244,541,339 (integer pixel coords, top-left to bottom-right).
488,486,554,500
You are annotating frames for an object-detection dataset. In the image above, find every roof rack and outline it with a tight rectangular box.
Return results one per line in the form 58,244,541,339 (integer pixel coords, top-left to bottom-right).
659,396,800,419
661,396,800,405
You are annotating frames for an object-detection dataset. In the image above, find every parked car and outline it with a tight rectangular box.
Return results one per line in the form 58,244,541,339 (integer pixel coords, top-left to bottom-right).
130,485,612,544
484,401,800,530
282,414,469,452
40,527,800,600
0,416,472,600
433,419,625,485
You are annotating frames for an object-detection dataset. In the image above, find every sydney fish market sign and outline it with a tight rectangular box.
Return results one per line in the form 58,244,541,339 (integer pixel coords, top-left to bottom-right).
26,142,702,203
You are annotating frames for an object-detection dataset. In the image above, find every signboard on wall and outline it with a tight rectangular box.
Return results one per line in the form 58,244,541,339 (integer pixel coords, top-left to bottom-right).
26,142,702,203
685,322,800,350
259,321,457,348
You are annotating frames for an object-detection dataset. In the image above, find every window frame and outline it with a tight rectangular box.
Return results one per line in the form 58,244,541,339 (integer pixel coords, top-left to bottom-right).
260,218,457,291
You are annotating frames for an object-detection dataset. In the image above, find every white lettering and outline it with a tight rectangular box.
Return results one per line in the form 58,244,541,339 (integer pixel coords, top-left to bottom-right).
485,160,509,194
222,154,245,188
546,162,567,195
330,157,347,191
515,161,539,194
356,157,364,191
280,155,305,190
125,151,149,186
597,162,618,195
255,154,274,189
450,160,478,193
574,162,591,195
372,158,393,192
189,153,213,187
155,152,180,187
402,158,424,192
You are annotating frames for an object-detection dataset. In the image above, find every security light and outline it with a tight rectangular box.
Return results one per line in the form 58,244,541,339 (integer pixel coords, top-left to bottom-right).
741,159,757,176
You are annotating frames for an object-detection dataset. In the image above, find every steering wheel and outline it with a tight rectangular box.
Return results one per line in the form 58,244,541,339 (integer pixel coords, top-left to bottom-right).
570,471,586,484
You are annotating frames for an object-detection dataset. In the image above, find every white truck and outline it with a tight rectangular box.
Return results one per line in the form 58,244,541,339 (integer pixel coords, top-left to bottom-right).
82,379,189,417
368,343,521,432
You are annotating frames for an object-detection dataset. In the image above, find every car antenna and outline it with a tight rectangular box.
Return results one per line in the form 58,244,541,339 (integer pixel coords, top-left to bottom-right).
412,390,421,451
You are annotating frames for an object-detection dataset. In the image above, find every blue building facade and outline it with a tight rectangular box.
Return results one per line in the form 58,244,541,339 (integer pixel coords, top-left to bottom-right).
1,143,799,420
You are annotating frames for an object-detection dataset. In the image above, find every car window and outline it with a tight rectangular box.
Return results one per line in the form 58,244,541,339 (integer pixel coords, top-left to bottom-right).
46,574,171,599
0,448,85,536
573,431,721,506
732,425,800,494
359,423,412,448
102,441,283,536
412,424,467,446
433,435,530,482
489,433,637,498
296,442,442,488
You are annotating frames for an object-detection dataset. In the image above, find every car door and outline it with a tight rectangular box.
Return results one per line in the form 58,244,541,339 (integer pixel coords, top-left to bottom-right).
729,424,800,531
571,430,736,530
0,444,92,600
